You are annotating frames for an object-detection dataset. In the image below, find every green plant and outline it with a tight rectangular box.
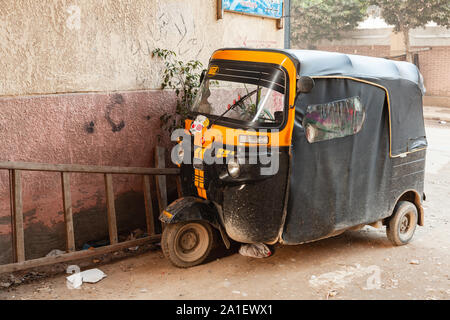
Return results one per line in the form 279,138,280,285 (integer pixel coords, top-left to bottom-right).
152,48,203,136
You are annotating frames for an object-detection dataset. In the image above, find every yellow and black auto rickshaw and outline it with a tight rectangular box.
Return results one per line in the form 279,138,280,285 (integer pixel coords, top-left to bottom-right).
160,48,427,268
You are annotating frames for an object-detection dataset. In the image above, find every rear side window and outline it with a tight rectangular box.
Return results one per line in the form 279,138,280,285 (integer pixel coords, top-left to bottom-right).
302,96,365,143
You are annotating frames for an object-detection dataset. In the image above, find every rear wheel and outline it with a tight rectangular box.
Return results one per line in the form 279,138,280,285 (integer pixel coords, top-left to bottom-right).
161,221,214,268
386,201,418,246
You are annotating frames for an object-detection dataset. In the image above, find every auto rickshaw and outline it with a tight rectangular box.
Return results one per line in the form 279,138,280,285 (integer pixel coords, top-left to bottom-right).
160,48,427,268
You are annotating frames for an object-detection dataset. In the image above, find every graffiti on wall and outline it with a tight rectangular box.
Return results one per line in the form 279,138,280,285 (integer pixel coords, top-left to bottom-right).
128,6,206,59
154,9,205,58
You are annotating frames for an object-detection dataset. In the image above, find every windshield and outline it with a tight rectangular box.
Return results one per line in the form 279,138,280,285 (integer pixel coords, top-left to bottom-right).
190,62,287,126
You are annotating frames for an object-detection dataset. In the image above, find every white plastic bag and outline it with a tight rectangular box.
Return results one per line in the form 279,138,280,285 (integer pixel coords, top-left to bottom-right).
81,268,107,283
46,249,66,257
238,243,272,258
66,268,107,289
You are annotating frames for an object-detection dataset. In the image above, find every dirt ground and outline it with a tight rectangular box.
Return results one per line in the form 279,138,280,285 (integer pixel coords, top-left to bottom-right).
0,120,449,300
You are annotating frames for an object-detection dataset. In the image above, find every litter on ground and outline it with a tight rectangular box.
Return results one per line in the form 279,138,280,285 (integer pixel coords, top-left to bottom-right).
66,268,107,289
238,243,271,258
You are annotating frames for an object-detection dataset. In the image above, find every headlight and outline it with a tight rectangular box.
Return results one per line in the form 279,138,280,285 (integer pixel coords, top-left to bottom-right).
227,158,240,178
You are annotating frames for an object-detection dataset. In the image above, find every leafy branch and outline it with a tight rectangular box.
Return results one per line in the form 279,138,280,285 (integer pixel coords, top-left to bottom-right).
152,48,203,136
368,0,450,61
291,0,368,47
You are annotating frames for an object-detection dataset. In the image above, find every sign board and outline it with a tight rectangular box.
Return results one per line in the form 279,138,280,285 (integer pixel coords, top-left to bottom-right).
222,0,283,19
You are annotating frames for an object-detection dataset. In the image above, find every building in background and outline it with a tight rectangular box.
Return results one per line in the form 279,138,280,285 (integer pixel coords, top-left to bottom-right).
0,0,284,264
291,16,450,107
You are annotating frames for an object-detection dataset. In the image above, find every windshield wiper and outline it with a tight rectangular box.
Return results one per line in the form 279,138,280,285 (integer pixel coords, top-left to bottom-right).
208,89,258,128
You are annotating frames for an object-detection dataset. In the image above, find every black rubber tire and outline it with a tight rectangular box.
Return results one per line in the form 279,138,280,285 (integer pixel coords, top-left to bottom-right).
386,201,418,246
161,221,214,268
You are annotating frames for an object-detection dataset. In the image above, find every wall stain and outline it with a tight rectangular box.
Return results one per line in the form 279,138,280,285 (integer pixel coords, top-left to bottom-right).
0,208,37,225
85,121,95,134
105,94,125,132
0,216,10,225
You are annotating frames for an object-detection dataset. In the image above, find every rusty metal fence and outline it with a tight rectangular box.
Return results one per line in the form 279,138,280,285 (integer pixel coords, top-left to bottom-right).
0,146,180,274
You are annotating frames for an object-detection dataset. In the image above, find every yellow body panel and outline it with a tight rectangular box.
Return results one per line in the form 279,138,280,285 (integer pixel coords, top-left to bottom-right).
189,49,299,147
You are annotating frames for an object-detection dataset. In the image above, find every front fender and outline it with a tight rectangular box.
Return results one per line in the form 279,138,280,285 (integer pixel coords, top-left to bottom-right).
160,196,220,228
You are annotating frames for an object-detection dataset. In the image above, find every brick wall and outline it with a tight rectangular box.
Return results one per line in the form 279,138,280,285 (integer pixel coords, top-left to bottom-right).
413,46,450,97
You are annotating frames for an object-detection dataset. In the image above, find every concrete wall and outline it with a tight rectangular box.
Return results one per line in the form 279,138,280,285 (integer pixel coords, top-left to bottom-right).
0,0,283,96
0,0,284,263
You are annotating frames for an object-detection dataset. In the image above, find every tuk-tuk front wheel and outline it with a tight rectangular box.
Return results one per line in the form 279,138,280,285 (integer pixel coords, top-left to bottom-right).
161,221,214,268
386,201,418,246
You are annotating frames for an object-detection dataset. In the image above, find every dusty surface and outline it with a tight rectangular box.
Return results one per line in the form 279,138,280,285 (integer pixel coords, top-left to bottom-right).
1,120,449,300
0,0,283,96
423,106,450,122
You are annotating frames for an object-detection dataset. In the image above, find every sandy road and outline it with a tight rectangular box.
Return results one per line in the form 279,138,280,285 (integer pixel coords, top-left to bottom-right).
1,121,449,300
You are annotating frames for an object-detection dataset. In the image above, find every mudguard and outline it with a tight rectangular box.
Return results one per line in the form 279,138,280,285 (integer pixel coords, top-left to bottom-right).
159,196,220,229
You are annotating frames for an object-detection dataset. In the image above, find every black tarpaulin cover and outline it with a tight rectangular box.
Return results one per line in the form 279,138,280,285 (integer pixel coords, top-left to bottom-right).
283,78,408,244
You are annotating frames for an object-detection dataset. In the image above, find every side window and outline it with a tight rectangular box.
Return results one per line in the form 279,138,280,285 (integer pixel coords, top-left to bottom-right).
303,96,365,143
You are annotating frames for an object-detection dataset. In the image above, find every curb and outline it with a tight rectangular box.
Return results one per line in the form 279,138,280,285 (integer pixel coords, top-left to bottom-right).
423,106,450,122
424,116,450,122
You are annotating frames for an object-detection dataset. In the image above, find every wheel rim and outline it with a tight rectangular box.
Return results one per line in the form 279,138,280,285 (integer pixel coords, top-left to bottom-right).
174,223,209,263
398,211,416,241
